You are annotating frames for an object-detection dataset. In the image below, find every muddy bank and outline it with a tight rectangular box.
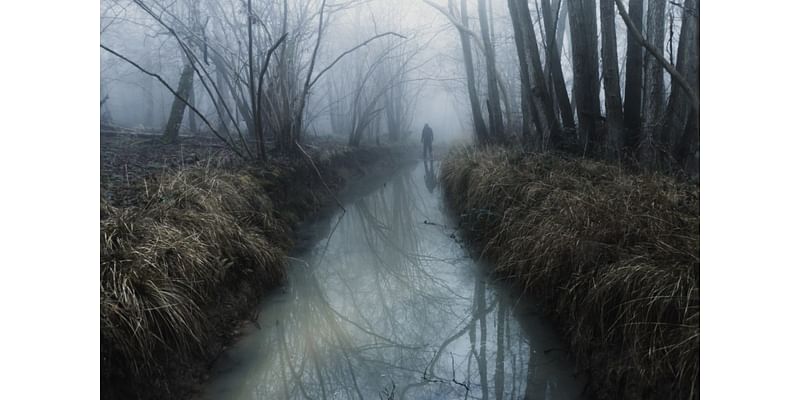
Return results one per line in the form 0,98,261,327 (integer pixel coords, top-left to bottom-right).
439,146,700,400
100,135,417,400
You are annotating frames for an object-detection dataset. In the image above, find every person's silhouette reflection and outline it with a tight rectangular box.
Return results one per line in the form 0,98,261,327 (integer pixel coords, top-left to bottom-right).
424,159,437,193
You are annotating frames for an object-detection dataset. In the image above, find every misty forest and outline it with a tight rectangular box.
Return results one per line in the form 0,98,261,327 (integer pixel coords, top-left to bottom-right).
100,0,699,399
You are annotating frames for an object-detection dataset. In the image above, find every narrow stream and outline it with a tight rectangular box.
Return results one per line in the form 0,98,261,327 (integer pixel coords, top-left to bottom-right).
200,161,587,400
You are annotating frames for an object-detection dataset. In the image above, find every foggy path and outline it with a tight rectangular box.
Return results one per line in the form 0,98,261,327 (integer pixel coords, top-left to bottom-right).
199,161,587,400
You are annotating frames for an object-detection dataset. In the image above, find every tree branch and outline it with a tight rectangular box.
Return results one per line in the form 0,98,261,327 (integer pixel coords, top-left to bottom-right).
100,43,245,159
423,0,512,118
423,0,486,55
614,0,698,111
255,33,289,151
310,32,407,88
132,0,251,157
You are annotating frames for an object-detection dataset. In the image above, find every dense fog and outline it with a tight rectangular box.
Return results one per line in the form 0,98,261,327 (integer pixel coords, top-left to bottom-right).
98,2,701,398
101,0,695,159
101,0,480,144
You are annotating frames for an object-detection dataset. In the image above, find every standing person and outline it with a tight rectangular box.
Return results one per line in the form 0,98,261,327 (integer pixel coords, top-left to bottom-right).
421,123,434,160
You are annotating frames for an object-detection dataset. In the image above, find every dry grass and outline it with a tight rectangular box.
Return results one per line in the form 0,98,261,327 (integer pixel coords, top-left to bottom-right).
100,166,287,398
441,146,699,400
99,143,411,399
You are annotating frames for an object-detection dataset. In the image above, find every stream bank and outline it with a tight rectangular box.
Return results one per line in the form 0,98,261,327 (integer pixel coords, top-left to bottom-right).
440,146,700,400
100,135,417,400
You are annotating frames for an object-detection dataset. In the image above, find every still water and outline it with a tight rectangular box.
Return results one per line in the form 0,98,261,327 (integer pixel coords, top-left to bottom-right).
200,161,587,400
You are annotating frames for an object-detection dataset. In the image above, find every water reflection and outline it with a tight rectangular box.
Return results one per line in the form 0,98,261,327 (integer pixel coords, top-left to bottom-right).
201,163,586,400
423,159,437,194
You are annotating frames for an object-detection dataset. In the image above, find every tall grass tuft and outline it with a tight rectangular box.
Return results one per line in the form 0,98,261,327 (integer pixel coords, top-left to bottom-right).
440,146,699,400
100,166,287,398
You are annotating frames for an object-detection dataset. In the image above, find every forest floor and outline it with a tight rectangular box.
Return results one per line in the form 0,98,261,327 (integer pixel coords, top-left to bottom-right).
440,146,700,400
100,132,418,400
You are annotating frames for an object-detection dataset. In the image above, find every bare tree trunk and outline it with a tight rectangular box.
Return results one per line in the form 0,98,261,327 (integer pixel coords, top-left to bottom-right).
454,0,490,146
507,0,537,143
542,0,576,133
477,0,506,143
208,51,252,140
567,0,601,155
555,0,569,53
675,105,699,175
599,0,624,160
664,0,700,171
246,0,265,159
622,0,643,165
163,61,194,143
145,84,154,128
640,0,667,166
288,0,328,153
515,0,559,150
214,67,229,135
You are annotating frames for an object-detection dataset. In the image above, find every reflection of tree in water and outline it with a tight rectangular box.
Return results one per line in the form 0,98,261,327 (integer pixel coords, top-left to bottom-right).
213,164,585,399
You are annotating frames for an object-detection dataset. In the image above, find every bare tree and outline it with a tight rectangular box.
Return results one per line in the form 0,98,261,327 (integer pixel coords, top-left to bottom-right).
477,0,506,143
567,0,602,155
421,0,491,145
507,0,536,143
599,0,624,159
639,0,667,165
507,0,559,150
615,0,699,170
163,61,195,143
541,0,575,133
622,0,644,164
159,1,207,143
105,0,400,158
660,0,700,170
380,35,426,143
101,0,700,174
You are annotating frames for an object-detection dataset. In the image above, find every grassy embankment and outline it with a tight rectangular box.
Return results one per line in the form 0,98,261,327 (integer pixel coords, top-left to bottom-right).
440,146,699,400
100,142,406,399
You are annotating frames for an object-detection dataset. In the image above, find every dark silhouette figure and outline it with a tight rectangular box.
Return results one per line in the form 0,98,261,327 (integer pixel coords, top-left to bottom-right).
421,123,434,160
